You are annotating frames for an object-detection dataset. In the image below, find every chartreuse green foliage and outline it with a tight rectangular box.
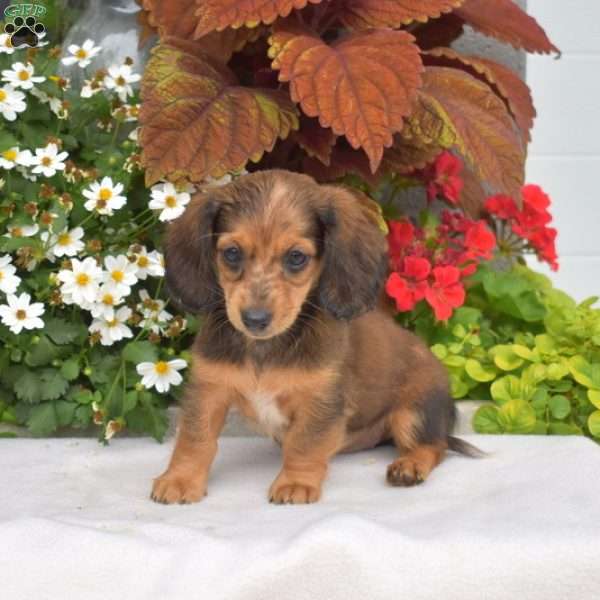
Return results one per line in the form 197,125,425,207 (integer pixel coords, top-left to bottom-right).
416,264,600,439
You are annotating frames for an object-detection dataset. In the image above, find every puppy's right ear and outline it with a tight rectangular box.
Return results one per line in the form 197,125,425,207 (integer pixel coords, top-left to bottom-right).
164,193,223,314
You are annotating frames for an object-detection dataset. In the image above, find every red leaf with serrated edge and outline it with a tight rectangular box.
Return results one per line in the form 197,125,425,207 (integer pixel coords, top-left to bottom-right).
194,0,323,38
292,115,337,165
140,44,298,185
270,23,423,173
455,0,559,55
141,0,196,39
337,0,463,30
425,48,536,142
303,144,379,184
418,66,525,198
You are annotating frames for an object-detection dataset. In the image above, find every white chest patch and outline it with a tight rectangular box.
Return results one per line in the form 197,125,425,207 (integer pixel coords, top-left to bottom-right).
246,391,289,437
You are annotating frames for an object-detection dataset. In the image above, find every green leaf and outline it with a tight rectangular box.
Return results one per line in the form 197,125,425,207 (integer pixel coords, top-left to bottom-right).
444,355,466,368
0,236,38,252
546,362,569,381
497,400,536,434
122,341,159,365
535,334,558,354
60,358,80,381
491,345,524,371
449,373,470,398
588,390,600,410
0,130,19,152
39,369,69,401
465,359,497,382
548,395,571,420
473,405,503,434
88,355,121,385
490,375,523,405
530,388,548,415
27,402,58,436
55,400,77,427
568,356,600,389
73,405,93,428
452,324,467,338
44,318,88,345
14,371,43,404
126,394,168,442
25,335,61,367
548,422,582,436
430,344,447,359
587,411,600,438
511,345,540,362
123,390,138,414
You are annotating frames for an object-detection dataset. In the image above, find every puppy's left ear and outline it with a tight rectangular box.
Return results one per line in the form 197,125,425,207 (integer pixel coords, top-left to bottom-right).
317,186,389,320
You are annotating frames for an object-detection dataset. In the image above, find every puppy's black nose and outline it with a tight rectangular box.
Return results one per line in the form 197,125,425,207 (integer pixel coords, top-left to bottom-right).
241,308,272,332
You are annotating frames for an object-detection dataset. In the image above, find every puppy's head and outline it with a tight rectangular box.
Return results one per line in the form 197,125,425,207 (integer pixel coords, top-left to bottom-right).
165,170,387,339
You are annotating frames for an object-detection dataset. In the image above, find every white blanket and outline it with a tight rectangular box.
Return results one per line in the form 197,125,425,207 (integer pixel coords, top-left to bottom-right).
1,435,599,600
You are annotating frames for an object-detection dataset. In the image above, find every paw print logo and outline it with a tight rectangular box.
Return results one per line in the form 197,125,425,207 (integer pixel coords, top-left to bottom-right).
4,16,46,49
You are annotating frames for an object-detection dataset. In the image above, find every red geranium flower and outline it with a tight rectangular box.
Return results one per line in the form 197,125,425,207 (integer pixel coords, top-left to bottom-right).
424,266,466,321
464,221,496,260
485,194,519,219
385,257,431,312
426,152,464,205
387,220,414,267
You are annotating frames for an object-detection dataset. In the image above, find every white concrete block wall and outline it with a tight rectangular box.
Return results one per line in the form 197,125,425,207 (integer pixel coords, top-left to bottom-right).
526,1,600,300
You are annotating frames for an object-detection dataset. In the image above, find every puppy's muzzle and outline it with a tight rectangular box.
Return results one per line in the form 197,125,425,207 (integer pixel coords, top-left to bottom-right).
241,308,272,333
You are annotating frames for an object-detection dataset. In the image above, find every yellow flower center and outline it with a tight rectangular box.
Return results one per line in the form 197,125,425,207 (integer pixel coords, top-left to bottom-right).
76,49,88,59
3,149,17,161
76,273,90,286
102,294,114,306
0,90,6,101
0,272,4,280
57,233,71,246
155,361,169,375
18,70,30,81
99,188,112,201
41,157,52,166
112,270,124,283
137,256,149,268
116,76,126,86
107,319,118,328
16,309,27,320
11,226,22,237
165,195,177,208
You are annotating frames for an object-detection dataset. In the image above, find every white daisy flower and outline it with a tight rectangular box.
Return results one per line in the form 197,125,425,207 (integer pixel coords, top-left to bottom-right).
102,254,138,297
136,359,187,393
0,84,26,121
30,87,68,120
149,182,191,222
1,62,45,90
83,177,127,215
104,64,141,102
0,292,44,334
137,289,173,334
81,74,105,99
17,165,37,182
43,227,85,258
30,143,69,177
0,33,14,55
129,245,165,280
61,40,102,68
0,255,21,294
89,305,133,346
0,146,33,169
90,284,125,320
58,256,102,306
4,223,38,238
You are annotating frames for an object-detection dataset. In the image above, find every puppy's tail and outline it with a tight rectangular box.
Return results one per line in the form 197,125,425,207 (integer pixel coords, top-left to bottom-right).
447,435,487,458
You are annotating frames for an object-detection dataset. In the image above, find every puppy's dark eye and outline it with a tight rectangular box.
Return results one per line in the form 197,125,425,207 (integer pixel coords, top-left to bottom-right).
222,246,242,267
285,249,309,272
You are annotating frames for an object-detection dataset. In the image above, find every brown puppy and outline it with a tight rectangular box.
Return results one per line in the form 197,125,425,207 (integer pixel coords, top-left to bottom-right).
152,170,474,505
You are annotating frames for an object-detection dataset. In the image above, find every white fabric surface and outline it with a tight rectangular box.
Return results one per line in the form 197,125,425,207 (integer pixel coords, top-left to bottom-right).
1,435,599,600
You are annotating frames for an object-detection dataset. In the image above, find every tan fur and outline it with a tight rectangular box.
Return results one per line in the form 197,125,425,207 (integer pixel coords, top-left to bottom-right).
151,170,456,505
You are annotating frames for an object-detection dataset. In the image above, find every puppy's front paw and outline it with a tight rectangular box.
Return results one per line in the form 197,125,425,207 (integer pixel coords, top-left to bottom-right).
386,457,427,487
151,471,207,504
269,478,321,504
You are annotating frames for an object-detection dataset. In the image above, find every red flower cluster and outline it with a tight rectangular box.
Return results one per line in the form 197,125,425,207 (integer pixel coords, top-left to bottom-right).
425,151,464,205
485,184,558,271
385,212,496,321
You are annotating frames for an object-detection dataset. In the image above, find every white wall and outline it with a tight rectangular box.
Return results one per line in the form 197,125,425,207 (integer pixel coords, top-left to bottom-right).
526,1,600,301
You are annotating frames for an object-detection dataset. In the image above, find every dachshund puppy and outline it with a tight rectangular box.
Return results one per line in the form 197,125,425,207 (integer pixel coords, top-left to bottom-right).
152,169,474,505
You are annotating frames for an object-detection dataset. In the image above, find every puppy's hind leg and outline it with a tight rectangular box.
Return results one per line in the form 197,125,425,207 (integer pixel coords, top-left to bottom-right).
385,389,456,487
